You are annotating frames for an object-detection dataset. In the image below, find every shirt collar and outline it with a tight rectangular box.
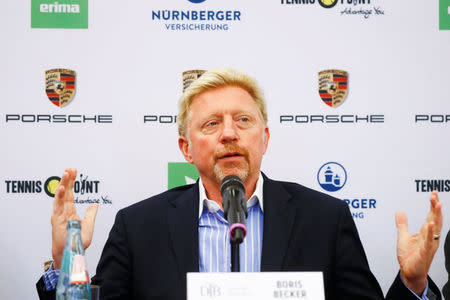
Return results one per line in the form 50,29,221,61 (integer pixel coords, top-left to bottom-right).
198,173,264,218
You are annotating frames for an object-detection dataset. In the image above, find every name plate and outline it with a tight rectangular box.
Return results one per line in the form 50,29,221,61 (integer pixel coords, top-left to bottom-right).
187,272,324,300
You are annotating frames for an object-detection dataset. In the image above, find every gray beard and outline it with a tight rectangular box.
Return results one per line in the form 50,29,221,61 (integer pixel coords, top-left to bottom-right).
213,162,249,183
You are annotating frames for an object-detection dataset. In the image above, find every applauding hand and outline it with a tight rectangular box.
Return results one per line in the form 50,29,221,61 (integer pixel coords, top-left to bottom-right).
51,168,99,269
396,191,443,295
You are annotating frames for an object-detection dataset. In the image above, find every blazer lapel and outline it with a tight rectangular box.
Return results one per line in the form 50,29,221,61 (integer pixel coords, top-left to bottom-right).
168,183,200,275
260,175,296,271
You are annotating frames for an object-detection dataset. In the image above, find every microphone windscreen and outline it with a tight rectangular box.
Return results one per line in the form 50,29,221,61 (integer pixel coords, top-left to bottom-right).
220,175,245,195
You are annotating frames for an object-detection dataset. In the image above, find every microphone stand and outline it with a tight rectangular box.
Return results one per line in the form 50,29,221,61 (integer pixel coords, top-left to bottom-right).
229,222,247,272
221,175,248,273
231,241,240,272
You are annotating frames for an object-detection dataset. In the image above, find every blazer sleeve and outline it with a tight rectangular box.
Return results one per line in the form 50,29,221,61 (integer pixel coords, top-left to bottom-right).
36,276,55,300
90,209,133,299
386,272,442,300
443,230,450,300
333,203,385,300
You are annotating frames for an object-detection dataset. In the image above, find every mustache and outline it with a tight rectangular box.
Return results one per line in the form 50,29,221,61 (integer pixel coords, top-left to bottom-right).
214,144,249,160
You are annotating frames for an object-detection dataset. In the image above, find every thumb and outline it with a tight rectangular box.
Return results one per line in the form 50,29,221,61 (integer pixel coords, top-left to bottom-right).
81,203,99,249
424,221,436,249
396,211,410,238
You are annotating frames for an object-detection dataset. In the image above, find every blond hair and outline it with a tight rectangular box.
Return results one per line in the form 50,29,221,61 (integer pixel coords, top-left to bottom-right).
177,68,268,137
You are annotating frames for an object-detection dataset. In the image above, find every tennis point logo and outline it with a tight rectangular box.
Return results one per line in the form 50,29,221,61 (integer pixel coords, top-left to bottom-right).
31,0,88,29
3,173,113,205
440,0,450,30
280,0,385,19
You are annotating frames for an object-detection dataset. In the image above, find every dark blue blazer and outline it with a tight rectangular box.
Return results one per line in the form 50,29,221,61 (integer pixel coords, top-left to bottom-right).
37,174,441,300
443,230,450,300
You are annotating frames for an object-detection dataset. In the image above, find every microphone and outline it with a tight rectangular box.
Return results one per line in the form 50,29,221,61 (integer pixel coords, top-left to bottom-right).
220,175,248,244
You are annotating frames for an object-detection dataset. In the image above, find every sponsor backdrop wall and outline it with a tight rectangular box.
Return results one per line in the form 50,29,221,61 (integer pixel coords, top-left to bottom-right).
1,0,449,298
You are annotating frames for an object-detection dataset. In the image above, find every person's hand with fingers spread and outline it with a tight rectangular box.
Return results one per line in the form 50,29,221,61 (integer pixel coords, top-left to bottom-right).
51,168,99,270
396,191,443,295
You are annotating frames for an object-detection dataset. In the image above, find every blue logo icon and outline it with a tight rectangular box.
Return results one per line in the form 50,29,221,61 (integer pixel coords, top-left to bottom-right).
188,0,206,3
317,162,347,192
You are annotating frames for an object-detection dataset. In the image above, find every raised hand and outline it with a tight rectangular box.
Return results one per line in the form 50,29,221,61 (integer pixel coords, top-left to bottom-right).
396,191,443,295
51,168,99,269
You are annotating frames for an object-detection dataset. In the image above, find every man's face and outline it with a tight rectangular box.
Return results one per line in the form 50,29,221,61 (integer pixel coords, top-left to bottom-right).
179,86,269,185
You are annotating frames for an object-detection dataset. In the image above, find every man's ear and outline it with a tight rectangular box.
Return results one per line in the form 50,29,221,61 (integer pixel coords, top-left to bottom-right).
178,136,194,164
263,126,270,154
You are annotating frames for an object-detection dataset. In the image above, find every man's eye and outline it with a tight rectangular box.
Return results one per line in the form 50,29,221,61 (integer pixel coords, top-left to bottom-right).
207,121,218,127
239,117,249,122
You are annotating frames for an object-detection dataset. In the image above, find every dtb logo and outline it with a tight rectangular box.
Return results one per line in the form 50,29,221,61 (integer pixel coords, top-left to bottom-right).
200,283,221,297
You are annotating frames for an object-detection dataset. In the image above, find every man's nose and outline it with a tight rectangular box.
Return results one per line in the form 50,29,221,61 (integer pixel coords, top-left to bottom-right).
220,118,238,143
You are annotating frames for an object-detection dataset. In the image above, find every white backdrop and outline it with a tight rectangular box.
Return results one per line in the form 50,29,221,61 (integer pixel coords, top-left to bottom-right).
1,0,449,299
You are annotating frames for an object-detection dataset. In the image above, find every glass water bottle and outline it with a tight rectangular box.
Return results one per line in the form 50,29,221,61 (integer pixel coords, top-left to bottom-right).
56,220,91,300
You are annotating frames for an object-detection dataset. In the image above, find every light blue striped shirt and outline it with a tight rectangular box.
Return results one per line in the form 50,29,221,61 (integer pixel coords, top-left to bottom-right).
198,173,264,273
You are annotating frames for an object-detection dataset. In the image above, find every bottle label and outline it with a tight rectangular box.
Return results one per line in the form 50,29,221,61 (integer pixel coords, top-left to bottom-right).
70,254,89,284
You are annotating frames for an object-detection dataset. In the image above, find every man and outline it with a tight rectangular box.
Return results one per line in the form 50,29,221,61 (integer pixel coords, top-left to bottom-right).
37,68,443,299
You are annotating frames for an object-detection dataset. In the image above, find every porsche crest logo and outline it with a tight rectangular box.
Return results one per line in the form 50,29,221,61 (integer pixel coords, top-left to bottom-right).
45,69,76,107
182,69,206,92
318,69,348,108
